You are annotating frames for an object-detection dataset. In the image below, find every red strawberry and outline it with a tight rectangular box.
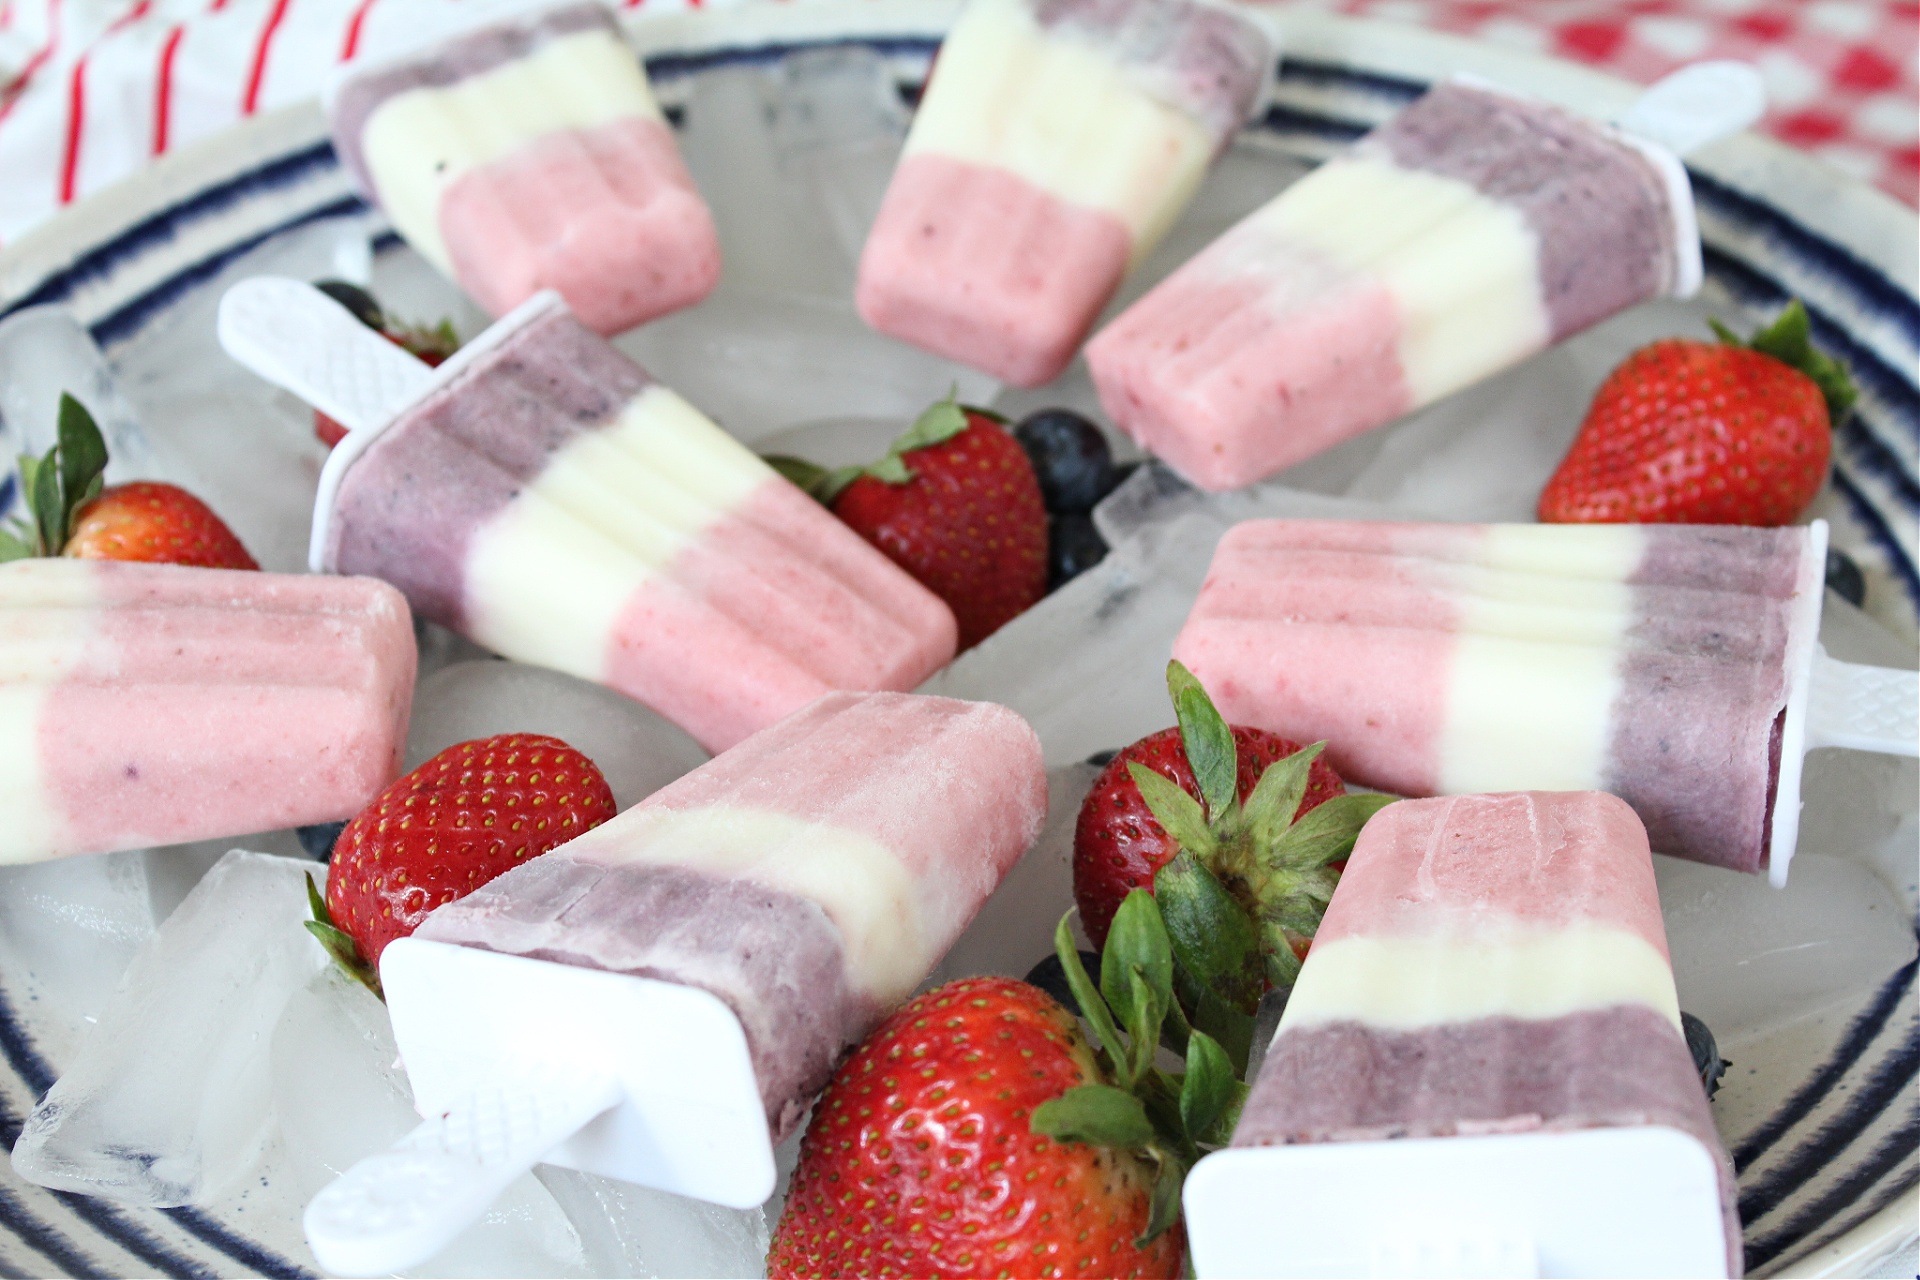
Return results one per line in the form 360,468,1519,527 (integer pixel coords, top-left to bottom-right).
1074,662,1392,995
307,733,616,996
0,393,257,570
66,482,258,569
769,976,1182,1280
1539,301,1856,526
1076,723,1345,951
769,396,1048,649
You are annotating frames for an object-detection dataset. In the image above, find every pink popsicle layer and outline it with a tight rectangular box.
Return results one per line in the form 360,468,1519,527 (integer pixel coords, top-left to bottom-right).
856,155,1131,387
4,561,415,861
603,478,960,753
441,116,720,336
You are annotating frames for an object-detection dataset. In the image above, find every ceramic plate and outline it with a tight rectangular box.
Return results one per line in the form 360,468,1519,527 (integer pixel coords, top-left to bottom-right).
0,3,1912,1276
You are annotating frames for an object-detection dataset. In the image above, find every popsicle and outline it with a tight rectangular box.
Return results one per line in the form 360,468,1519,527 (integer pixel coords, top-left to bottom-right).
1085,72,1726,490
327,2,719,335
1171,517,1920,881
303,691,1047,1277
1184,791,1739,1278
0,558,414,862
855,0,1273,387
218,278,957,754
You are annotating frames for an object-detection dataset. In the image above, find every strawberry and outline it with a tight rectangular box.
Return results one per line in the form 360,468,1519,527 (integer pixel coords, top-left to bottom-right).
65,482,258,569
1072,663,1392,1067
1075,722,1345,952
771,893,1247,1280
310,280,459,448
306,733,616,997
1539,301,1856,526
768,395,1048,649
0,393,256,569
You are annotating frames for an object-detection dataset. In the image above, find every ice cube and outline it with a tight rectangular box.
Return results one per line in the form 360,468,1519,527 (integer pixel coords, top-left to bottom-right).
11,850,326,1207
536,1166,771,1280
407,660,709,812
0,307,181,494
921,515,1224,766
931,762,1101,985
614,288,998,448
625,60,994,444
0,851,154,1061
270,968,594,1278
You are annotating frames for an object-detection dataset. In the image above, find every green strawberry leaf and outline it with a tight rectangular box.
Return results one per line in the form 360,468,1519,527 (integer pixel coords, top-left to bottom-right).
1242,742,1324,850
1031,1083,1155,1149
1715,300,1857,425
1260,923,1303,989
1101,890,1173,1042
1138,1151,1186,1246
1264,792,1396,872
1167,660,1238,824
0,528,32,562
1178,1029,1237,1146
1126,762,1217,860
892,394,972,455
55,394,108,540
1155,851,1263,1016
761,455,864,505
29,449,63,557
864,454,912,486
1055,912,1131,1088
1124,967,1162,1083
304,872,383,1001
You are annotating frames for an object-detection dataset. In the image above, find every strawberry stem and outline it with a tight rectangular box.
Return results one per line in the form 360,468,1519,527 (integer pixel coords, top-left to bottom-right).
0,393,109,562
1710,300,1856,425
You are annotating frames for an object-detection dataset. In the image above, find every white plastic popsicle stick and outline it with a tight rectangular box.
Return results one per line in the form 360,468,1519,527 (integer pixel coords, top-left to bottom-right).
1616,61,1767,158
1184,1126,1731,1278
217,277,567,572
217,276,434,438
1805,649,1920,756
304,1066,623,1277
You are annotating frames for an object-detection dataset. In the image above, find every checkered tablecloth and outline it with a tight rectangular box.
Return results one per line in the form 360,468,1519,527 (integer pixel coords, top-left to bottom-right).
0,0,1914,249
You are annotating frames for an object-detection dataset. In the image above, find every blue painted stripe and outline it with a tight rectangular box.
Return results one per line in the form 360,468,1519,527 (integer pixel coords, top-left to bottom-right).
1832,467,1920,614
1733,952,1916,1172
46,1192,218,1280
1272,55,1428,103
643,35,938,82
1738,1014,1920,1224
1744,1106,1920,1273
4,142,341,322
0,977,58,1104
1256,102,1368,145
0,1185,107,1279
1692,169,1920,354
88,197,369,351
160,1208,313,1280
1759,1164,1919,1276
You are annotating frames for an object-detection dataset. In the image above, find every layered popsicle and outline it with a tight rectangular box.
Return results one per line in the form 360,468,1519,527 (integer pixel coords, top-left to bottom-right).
409,690,1049,1138
328,3,719,335
310,291,958,754
1216,791,1738,1275
856,0,1272,387
1086,78,1696,489
1172,519,1821,874
0,559,414,861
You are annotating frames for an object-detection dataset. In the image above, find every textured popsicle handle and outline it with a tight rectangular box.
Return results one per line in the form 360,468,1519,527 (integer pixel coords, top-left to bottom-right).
303,1066,621,1278
217,276,434,436
1805,647,1920,757
1616,61,1766,156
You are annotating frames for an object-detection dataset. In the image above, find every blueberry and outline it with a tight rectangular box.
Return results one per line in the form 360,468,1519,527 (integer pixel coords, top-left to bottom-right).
313,279,384,331
1015,409,1115,513
296,819,348,862
1682,1011,1728,1099
1825,547,1866,608
1048,511,1109,590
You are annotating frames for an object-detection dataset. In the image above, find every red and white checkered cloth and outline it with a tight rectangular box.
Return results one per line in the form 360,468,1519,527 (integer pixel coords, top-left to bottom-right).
0,0,1914,249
